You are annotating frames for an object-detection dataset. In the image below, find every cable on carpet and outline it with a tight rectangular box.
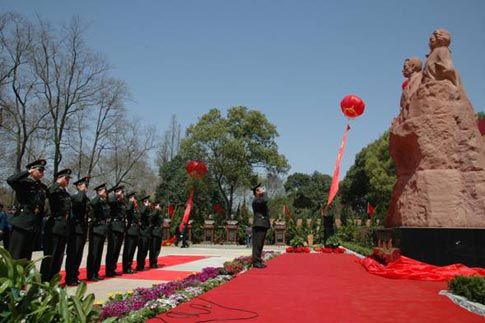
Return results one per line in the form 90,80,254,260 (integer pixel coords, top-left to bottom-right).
153,296,259,322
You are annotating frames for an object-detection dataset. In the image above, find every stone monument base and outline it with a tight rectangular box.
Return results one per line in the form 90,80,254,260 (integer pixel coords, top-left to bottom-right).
392,227,485,267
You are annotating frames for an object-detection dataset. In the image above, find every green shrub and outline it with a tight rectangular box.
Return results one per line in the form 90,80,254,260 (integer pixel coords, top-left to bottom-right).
324,235,342,248
0,247,98,322
449,275,485,305
340,241,372,256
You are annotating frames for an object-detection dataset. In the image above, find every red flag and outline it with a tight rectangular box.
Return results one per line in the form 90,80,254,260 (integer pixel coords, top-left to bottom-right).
180,190,194,231
327,124,351,207
168,204,175,217
367,203,375,217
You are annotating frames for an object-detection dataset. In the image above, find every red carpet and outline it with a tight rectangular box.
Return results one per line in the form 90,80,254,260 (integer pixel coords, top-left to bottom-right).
150,254,483,323
59,255,206,284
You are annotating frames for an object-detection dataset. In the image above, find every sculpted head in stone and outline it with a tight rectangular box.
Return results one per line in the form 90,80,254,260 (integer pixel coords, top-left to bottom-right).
428,29,451,50
402,57,422,78
423,28,460,87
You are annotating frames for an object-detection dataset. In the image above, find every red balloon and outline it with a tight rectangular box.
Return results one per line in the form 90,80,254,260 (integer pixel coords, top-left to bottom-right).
186,160,208,179
340,95,365,119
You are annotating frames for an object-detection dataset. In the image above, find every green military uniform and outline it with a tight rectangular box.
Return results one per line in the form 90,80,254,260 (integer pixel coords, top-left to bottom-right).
65,177,90,285
136,196,152,271
149,205,163,268
251,184,270,267
6,159,47,260
105,185,127,277
122,192,140,273
87,184,110,280
40,168,73,282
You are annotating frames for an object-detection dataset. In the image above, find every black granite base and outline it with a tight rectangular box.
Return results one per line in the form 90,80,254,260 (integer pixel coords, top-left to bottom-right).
392,227,485,267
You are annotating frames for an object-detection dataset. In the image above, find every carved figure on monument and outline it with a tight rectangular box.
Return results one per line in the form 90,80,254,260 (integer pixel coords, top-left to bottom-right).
387,29,485,228
423,29,460,88
398,57,422,122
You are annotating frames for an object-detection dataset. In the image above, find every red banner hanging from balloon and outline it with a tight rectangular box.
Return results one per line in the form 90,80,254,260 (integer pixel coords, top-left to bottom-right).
179,190,194,232
327,123,351,207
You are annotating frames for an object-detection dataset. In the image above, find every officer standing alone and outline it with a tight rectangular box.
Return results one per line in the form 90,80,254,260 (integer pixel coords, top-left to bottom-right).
251,183,270,269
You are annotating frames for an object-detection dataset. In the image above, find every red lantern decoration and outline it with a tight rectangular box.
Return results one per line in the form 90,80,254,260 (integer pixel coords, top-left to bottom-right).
186,160,208,179
340,95,365,119
213,203,223,214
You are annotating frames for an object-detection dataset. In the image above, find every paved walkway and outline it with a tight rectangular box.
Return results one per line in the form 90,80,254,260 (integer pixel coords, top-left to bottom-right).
31,244,285,302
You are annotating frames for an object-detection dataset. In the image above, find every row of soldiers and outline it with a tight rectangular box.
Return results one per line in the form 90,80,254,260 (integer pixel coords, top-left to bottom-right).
6,159,167,285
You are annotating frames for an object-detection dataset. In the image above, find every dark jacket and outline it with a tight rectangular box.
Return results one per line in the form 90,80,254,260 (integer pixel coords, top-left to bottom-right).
252,195,270,229
7,170,47,232
71,190,90,235
139,204,152,237
47,182,72,237
150,209,163,237
90,196,110,236
126,201,140,236
108,196,127,233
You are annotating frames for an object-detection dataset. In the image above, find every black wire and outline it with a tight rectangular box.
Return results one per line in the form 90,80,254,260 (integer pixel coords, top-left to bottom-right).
153,296,259,323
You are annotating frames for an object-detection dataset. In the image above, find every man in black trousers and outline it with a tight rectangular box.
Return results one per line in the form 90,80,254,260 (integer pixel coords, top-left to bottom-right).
251,183,270,269
65,176,90,286
136,196,152,271
87,183,110,281
41,168,72,282
149,202,163,268
6,159,47,260
122,191,140,274
105,185,126,277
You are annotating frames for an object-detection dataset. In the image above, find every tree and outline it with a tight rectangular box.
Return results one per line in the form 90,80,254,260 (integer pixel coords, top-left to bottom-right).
156,114,182,166
340,132,396,219
284,171,332,215
32,17,111,175
181,107,289,217
0,14,51,172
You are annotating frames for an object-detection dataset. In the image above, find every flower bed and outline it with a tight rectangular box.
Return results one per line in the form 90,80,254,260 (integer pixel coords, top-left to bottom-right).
314,246,346,254
99,251,280,322
286,246,311,253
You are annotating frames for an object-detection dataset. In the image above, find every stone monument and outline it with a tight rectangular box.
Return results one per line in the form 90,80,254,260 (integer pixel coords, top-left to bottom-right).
387,29,485,266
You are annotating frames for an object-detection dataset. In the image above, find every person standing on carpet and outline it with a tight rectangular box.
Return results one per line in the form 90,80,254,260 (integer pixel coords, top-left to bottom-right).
251,183,270,268
65,176,90,286
6,159,48,260
105,185,127,277
136,196,152,271
149,202,163,268
40,168,73,282
123,191,140,274
87,183,110,281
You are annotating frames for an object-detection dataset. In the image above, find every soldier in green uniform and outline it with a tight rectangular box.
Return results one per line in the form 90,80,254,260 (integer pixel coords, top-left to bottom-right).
87,183,110,281
136,195,152,271
40,168,73,282
6,159,47,260
122,191,140,274
149,202,163,268
251,183,270,269
105,185,126,277
65,176,90,286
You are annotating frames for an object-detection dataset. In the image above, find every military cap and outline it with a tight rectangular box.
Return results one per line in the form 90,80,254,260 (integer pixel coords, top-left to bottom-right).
26,159,46,170
108,185,125,193
140,195,151,201
126,191,136,198
73,176,89,186
251,183,262,195
55,168,72,178
94,183,107,192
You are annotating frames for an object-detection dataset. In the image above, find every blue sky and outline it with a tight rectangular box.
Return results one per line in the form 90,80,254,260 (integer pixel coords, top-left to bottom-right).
2,0,484,176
